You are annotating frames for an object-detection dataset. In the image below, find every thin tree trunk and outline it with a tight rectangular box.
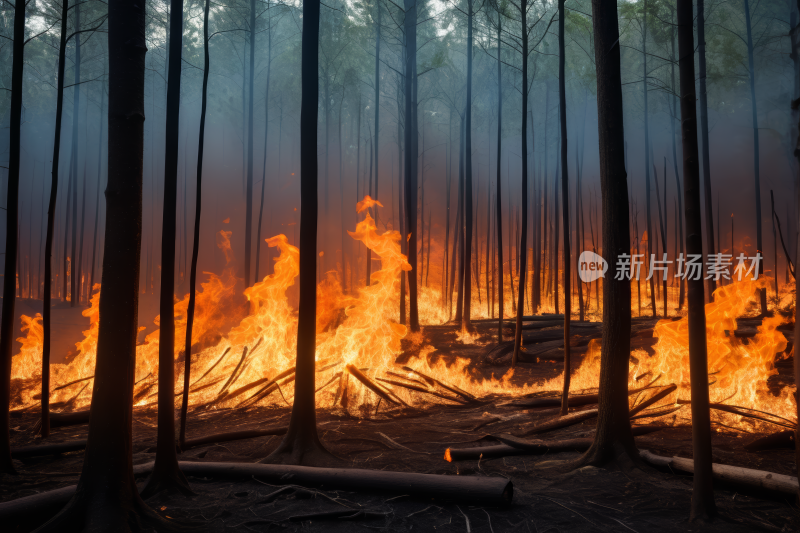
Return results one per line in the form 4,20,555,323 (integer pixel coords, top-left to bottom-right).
677,0,716,518
69,3,82,308
90,67,105,295
255,27,273,285
180,0,211,450
558,0,571,415
142,0,192,497
698,0,716,301
743,0,766,313
264,0,333,465
496,14,503,336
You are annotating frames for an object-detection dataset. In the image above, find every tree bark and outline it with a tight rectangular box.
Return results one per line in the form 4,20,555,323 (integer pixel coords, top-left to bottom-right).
404,0,419,331
496,13,503,339
69,3,82,307
0,0,26,473
677,0,717,519
255,23,273,285
579,0,637,467
90,69,105,297
264,0,334,465
35,0,173,525
244,0,256,286
180,0,211,451
142,0,192,498
743,0,766,313
558,0,571,416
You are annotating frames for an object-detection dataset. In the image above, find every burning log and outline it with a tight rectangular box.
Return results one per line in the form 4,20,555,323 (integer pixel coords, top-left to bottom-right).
224,366,296,407
346,365,408,407
375,377,468,404
315,371,342,394
11,439,87,459
385,370,429,389
639,449,799,496
445,426,666,461
400,366,478,403
744,430,795,452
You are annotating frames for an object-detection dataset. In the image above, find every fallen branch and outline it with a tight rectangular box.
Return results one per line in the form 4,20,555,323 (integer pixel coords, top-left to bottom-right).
347,365,405,406
226,366,296,407
217,344,253,397
400,366,478,403
376,377,468,404
11,439,87,459
191,346,232,386
502,383,660,409
445,426,665,461
639,449,799,496
179,426,288,451
52,375,94,392
677,399,796,430
517,409,599,437
628,384,677,417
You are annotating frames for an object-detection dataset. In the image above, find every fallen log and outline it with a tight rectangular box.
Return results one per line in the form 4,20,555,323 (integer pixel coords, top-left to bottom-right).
744,430,796,452
11,439,87,459
639,449,799,496
179,461,512,504
39,410,90,429
445,426,666,461
179,426,288,451
501,383,659,409
0,462,154,524
400,366,478,402
517,409,599,437
0,461,512,524
385,370,429,389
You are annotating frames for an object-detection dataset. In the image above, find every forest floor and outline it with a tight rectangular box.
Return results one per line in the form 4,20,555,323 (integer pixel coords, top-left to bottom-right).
2,318,799,532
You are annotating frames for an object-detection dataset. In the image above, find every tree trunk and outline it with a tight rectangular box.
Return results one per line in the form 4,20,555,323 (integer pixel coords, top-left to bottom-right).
180,0,211,451
511,5,529,366
90,68,105,296
255,26,273,285
558,0,571,415
579,0,636,467
77,170,87,303
243,0,256,286
35,0,171,525
496,15,504,338
264,0,333,465
142,0,192,498
677,0,717,518
0,0,26,473
404,0,419,331
455,113,466,322
69,3,82,308
743,0,766,313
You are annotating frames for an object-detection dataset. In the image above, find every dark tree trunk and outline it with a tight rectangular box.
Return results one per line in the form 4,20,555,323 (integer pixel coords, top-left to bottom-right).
180,0,211,451
63,156,73,302
579,0,636,467
511,4,529,366
496,14,503,339
255,25,273,285
40,0,72,442
244,0,256,286
642,0,657,317
558,0,571,416
743,0,766,313
90,70,105,295
677,0,717,519
0,0,26,473
404,0,419,331
77,171,87,303
142,0,192,498
36,0,173,526
462,1,475,332
70,3,82,308
264,0,333,465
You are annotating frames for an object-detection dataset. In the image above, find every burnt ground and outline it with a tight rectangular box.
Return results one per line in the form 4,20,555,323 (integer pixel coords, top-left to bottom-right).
2,319,799,532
